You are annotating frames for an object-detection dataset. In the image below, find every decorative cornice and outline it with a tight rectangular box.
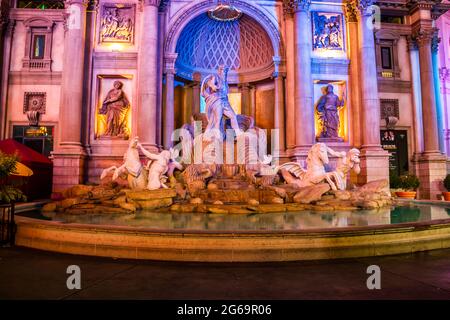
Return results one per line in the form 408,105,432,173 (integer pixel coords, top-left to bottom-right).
283,0,311,15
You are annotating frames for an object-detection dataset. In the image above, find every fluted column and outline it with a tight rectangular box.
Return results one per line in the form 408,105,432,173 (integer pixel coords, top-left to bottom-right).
352,0,389,184
137,0,160,151
356,0,382,150
163,53,177,149
273,56,286,153
240,83,251,116
414,24,447,199
249,86,256,120
283,8,296,151
58,0,88,150
192,72,202,115
345,1,362,147
52,0,88,192
416,29,441,153
290,0,314,155
0,19,14,139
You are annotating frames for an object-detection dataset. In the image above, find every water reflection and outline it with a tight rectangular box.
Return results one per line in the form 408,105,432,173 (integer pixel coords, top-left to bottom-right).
43,204,450,232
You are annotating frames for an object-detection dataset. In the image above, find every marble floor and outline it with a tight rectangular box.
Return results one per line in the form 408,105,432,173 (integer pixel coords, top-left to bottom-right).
1,247,450,300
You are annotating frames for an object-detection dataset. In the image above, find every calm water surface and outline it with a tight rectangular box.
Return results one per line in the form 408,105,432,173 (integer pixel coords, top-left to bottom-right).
26,203,450,232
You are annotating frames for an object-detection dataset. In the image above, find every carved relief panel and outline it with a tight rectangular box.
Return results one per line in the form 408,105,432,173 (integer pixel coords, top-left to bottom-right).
312,12,344,52
100,3,135,43
23,92,46,126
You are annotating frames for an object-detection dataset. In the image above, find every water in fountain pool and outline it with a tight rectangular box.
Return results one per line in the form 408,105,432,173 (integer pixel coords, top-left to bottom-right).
20,203,450,232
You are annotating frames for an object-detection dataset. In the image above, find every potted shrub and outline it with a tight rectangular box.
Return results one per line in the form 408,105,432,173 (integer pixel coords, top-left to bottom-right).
395,174,420,199
0,152,27,204
443,174,450,201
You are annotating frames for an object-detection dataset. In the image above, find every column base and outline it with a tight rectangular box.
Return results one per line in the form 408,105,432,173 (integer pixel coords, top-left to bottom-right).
52,146,87,193
289,145,312,162
416,151,447,200
358,147,390,185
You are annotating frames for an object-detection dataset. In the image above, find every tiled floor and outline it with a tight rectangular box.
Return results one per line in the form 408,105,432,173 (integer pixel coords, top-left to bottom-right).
1,246,450,299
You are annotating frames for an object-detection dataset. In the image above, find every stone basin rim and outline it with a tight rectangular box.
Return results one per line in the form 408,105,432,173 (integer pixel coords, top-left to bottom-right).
14,215,450,236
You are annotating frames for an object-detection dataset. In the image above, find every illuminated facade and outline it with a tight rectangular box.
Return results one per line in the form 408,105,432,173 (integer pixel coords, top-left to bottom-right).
0,0,449,199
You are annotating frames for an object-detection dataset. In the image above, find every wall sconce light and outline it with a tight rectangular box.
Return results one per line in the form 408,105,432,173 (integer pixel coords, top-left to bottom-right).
110,43,123,52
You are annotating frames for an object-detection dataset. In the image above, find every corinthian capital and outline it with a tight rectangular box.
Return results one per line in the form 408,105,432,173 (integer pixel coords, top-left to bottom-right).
65,0,89,7
431,29,440,53
140,0,161,7
344,0,358,22
283,0,311,15
414,27,434,48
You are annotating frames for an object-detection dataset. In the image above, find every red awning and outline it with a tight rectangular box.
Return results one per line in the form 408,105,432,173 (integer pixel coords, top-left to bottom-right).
0,139,52,165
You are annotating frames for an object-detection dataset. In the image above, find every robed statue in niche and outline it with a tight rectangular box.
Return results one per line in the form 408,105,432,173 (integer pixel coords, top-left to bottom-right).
316,84,345,141
99,80,130,139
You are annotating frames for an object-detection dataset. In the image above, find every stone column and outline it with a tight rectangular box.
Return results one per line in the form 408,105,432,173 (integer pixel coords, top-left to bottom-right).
345,1,362,147
431,32,445,153
163,53,177,149
52,0,88,192
249,86,256,120
238,83,250,116
285,0,315,158
273,56,286,154
137,0,160,152
355,0,389,184
0,19,14,139
414,26,447,199
283,9,296,151
192,72,202,115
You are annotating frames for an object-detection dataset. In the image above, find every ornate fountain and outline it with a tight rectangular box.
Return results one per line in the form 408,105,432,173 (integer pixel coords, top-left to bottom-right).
43,66,392,216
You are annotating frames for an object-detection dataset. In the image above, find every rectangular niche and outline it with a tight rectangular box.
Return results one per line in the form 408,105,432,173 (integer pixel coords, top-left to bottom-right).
312,12,344,52
313,80,348,142
100,3,135,44
95,75,133,140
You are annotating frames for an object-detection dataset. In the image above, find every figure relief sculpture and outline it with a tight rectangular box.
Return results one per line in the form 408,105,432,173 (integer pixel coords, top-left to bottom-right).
100,137,182,190
99,80,130,139
100,6,134,43
201,65,243,140
330,148,361,190
312,12,344,51
137,143,181,190
316,84,345,141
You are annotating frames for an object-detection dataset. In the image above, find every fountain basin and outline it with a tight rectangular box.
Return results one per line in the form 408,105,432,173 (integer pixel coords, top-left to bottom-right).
14,202,450,262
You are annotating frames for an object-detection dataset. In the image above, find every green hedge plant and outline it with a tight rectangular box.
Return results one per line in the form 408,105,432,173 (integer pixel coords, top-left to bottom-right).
443,174,450,192
0,152,26,204
398,174,420,191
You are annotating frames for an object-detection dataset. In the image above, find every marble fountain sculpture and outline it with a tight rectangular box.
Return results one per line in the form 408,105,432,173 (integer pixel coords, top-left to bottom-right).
43,67,391,215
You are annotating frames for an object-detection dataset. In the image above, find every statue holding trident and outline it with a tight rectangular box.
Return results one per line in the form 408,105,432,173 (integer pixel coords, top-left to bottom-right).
201,65,243,139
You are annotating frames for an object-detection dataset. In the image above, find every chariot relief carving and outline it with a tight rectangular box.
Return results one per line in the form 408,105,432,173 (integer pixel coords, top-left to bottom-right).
100,3,135,43
312,12,344,51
